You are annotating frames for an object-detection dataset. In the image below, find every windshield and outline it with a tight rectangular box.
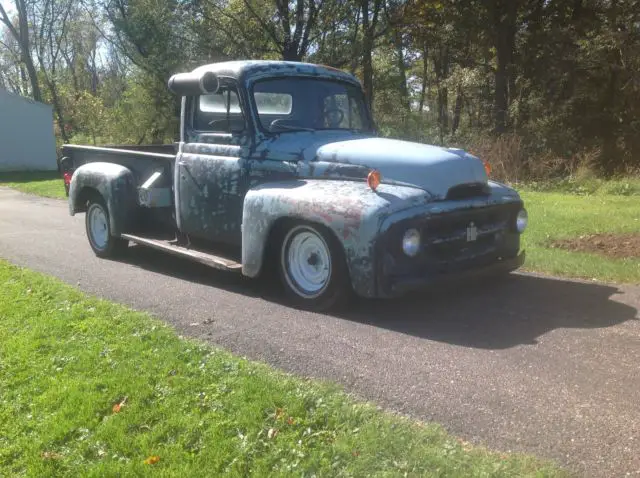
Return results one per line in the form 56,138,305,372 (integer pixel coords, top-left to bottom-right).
252,77,372,133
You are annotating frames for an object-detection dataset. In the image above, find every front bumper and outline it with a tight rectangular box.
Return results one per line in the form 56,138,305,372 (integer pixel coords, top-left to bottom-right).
373,200,526,298
383,250,525,296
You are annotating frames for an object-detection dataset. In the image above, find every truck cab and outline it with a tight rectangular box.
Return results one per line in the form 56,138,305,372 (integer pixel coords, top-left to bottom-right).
61,60,528,310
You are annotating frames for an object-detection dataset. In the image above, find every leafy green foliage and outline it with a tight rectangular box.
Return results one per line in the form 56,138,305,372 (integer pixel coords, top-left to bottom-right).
0,261,566,476
1,0,639,176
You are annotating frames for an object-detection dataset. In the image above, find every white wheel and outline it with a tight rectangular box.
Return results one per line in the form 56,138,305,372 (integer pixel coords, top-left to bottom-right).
87,203,109,252
278,223,350,310
84,195,128,258
282,226,332,299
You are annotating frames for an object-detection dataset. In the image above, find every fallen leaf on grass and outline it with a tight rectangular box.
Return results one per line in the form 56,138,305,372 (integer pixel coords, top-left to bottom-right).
268,428,279,439
144,455,160,465
112,396,128,413
457,438,473,451
287,417,295,425
41,451,63,461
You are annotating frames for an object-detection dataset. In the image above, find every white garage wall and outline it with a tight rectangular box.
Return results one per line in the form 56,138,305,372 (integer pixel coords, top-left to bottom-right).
0,89,58,172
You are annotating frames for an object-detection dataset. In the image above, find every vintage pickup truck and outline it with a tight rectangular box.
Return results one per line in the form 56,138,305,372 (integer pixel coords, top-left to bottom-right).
60,60,528,310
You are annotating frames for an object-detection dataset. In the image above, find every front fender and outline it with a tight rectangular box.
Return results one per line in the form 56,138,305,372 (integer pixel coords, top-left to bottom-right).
241,179,429,297
68,162,137,236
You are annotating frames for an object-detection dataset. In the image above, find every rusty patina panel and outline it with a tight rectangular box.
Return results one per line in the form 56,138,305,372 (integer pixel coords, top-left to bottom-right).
64,61,527,299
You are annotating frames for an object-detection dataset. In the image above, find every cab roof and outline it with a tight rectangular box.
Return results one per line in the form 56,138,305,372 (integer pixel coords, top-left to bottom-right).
190,60,361,87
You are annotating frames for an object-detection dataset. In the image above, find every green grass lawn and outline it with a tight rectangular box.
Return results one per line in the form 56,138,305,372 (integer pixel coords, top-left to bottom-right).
520,191,640,284
0,261,563,477
0,171,66,199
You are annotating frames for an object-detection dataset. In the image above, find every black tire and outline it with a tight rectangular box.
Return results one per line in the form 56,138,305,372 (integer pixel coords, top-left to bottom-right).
85,195,128,258
278,222,350,311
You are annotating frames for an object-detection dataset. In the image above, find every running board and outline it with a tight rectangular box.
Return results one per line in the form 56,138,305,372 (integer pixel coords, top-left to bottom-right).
121,234,243,272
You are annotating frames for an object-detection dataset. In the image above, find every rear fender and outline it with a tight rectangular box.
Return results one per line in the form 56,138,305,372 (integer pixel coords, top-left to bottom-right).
241,179,429,297
68,162,137,236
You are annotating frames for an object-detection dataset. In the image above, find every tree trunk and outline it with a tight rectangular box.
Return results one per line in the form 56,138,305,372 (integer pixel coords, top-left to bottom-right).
0,0,42,102
281,44,303,62
22,53,42,103
491,0,518,133
360,0,381,113
433,45,449,141
49,82,69,143
601,0,621,175
360,0,373,112
17,0,42,102
393,27,410,111
418,42,428,112
349,7,361,75
452,86,463,134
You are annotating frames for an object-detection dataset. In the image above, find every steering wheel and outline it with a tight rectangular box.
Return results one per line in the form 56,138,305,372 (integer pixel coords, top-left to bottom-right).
324,107,344,127
269,118,291,130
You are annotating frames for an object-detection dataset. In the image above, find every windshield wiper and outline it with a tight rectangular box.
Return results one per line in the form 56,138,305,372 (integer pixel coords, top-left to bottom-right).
271,124,316,133
269,119,315,133
318,127,366,133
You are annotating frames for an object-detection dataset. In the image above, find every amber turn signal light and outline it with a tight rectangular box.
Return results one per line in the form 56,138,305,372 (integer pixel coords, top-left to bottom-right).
367,170,381,190
482,158,491,176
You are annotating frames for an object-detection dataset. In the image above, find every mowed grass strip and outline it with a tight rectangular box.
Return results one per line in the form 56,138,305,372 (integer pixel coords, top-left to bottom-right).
520,191,640,284
0,171,66,199
0,261,564,477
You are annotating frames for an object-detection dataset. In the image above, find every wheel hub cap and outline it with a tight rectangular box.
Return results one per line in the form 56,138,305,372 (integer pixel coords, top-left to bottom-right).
89,206,109,250
286,230,331,297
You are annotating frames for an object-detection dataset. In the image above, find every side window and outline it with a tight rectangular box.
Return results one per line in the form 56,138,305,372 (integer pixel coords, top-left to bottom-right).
194,86,246,133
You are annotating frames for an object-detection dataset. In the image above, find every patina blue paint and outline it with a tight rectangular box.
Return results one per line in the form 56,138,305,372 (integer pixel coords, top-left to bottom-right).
242,179,430,297
64,60,527,299
68,161,137,236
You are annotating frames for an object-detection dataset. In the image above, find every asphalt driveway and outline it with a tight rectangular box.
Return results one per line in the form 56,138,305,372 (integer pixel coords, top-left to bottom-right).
1,187,638,477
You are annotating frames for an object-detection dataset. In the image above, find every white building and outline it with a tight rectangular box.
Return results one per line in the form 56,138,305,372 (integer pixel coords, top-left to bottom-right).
0,88,57,171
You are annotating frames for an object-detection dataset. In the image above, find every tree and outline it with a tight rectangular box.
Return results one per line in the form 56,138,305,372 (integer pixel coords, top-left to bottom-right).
359,0,384,111
488,0,520,133
32,0,75,142
0,0,43,101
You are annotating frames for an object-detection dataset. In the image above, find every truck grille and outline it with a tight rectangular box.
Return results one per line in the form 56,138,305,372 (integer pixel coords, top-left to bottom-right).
378,202,523,295
420,203,520,263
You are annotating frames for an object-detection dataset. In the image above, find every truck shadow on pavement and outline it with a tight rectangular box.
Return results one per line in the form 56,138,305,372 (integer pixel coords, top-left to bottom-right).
338,275,638,349
120,245,638,350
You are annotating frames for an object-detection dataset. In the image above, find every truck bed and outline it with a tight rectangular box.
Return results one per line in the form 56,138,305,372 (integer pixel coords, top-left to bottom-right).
61,143,177,190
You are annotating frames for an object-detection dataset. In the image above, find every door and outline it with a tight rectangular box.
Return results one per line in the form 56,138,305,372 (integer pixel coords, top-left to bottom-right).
176,82,251,246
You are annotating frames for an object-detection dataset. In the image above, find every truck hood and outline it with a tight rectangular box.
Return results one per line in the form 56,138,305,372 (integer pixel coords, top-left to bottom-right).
314,137,487,198
257,132,488,198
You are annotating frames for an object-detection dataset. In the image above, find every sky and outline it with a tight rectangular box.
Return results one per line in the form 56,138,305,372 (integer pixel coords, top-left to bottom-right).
0,0,15,17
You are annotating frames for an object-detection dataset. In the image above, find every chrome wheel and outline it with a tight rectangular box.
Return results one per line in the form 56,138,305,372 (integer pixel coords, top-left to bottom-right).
87,203,109,251
282,225,332,299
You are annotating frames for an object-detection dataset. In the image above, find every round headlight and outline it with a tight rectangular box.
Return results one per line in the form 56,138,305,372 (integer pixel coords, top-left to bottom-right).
516,208,528,233
402,228,421,257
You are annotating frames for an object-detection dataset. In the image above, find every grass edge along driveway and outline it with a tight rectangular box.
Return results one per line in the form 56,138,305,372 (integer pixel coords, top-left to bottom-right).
0,171,66,199
0,260,565,477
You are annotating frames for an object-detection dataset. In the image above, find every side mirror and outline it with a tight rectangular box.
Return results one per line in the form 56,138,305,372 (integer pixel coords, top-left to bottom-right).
168,71,219,96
